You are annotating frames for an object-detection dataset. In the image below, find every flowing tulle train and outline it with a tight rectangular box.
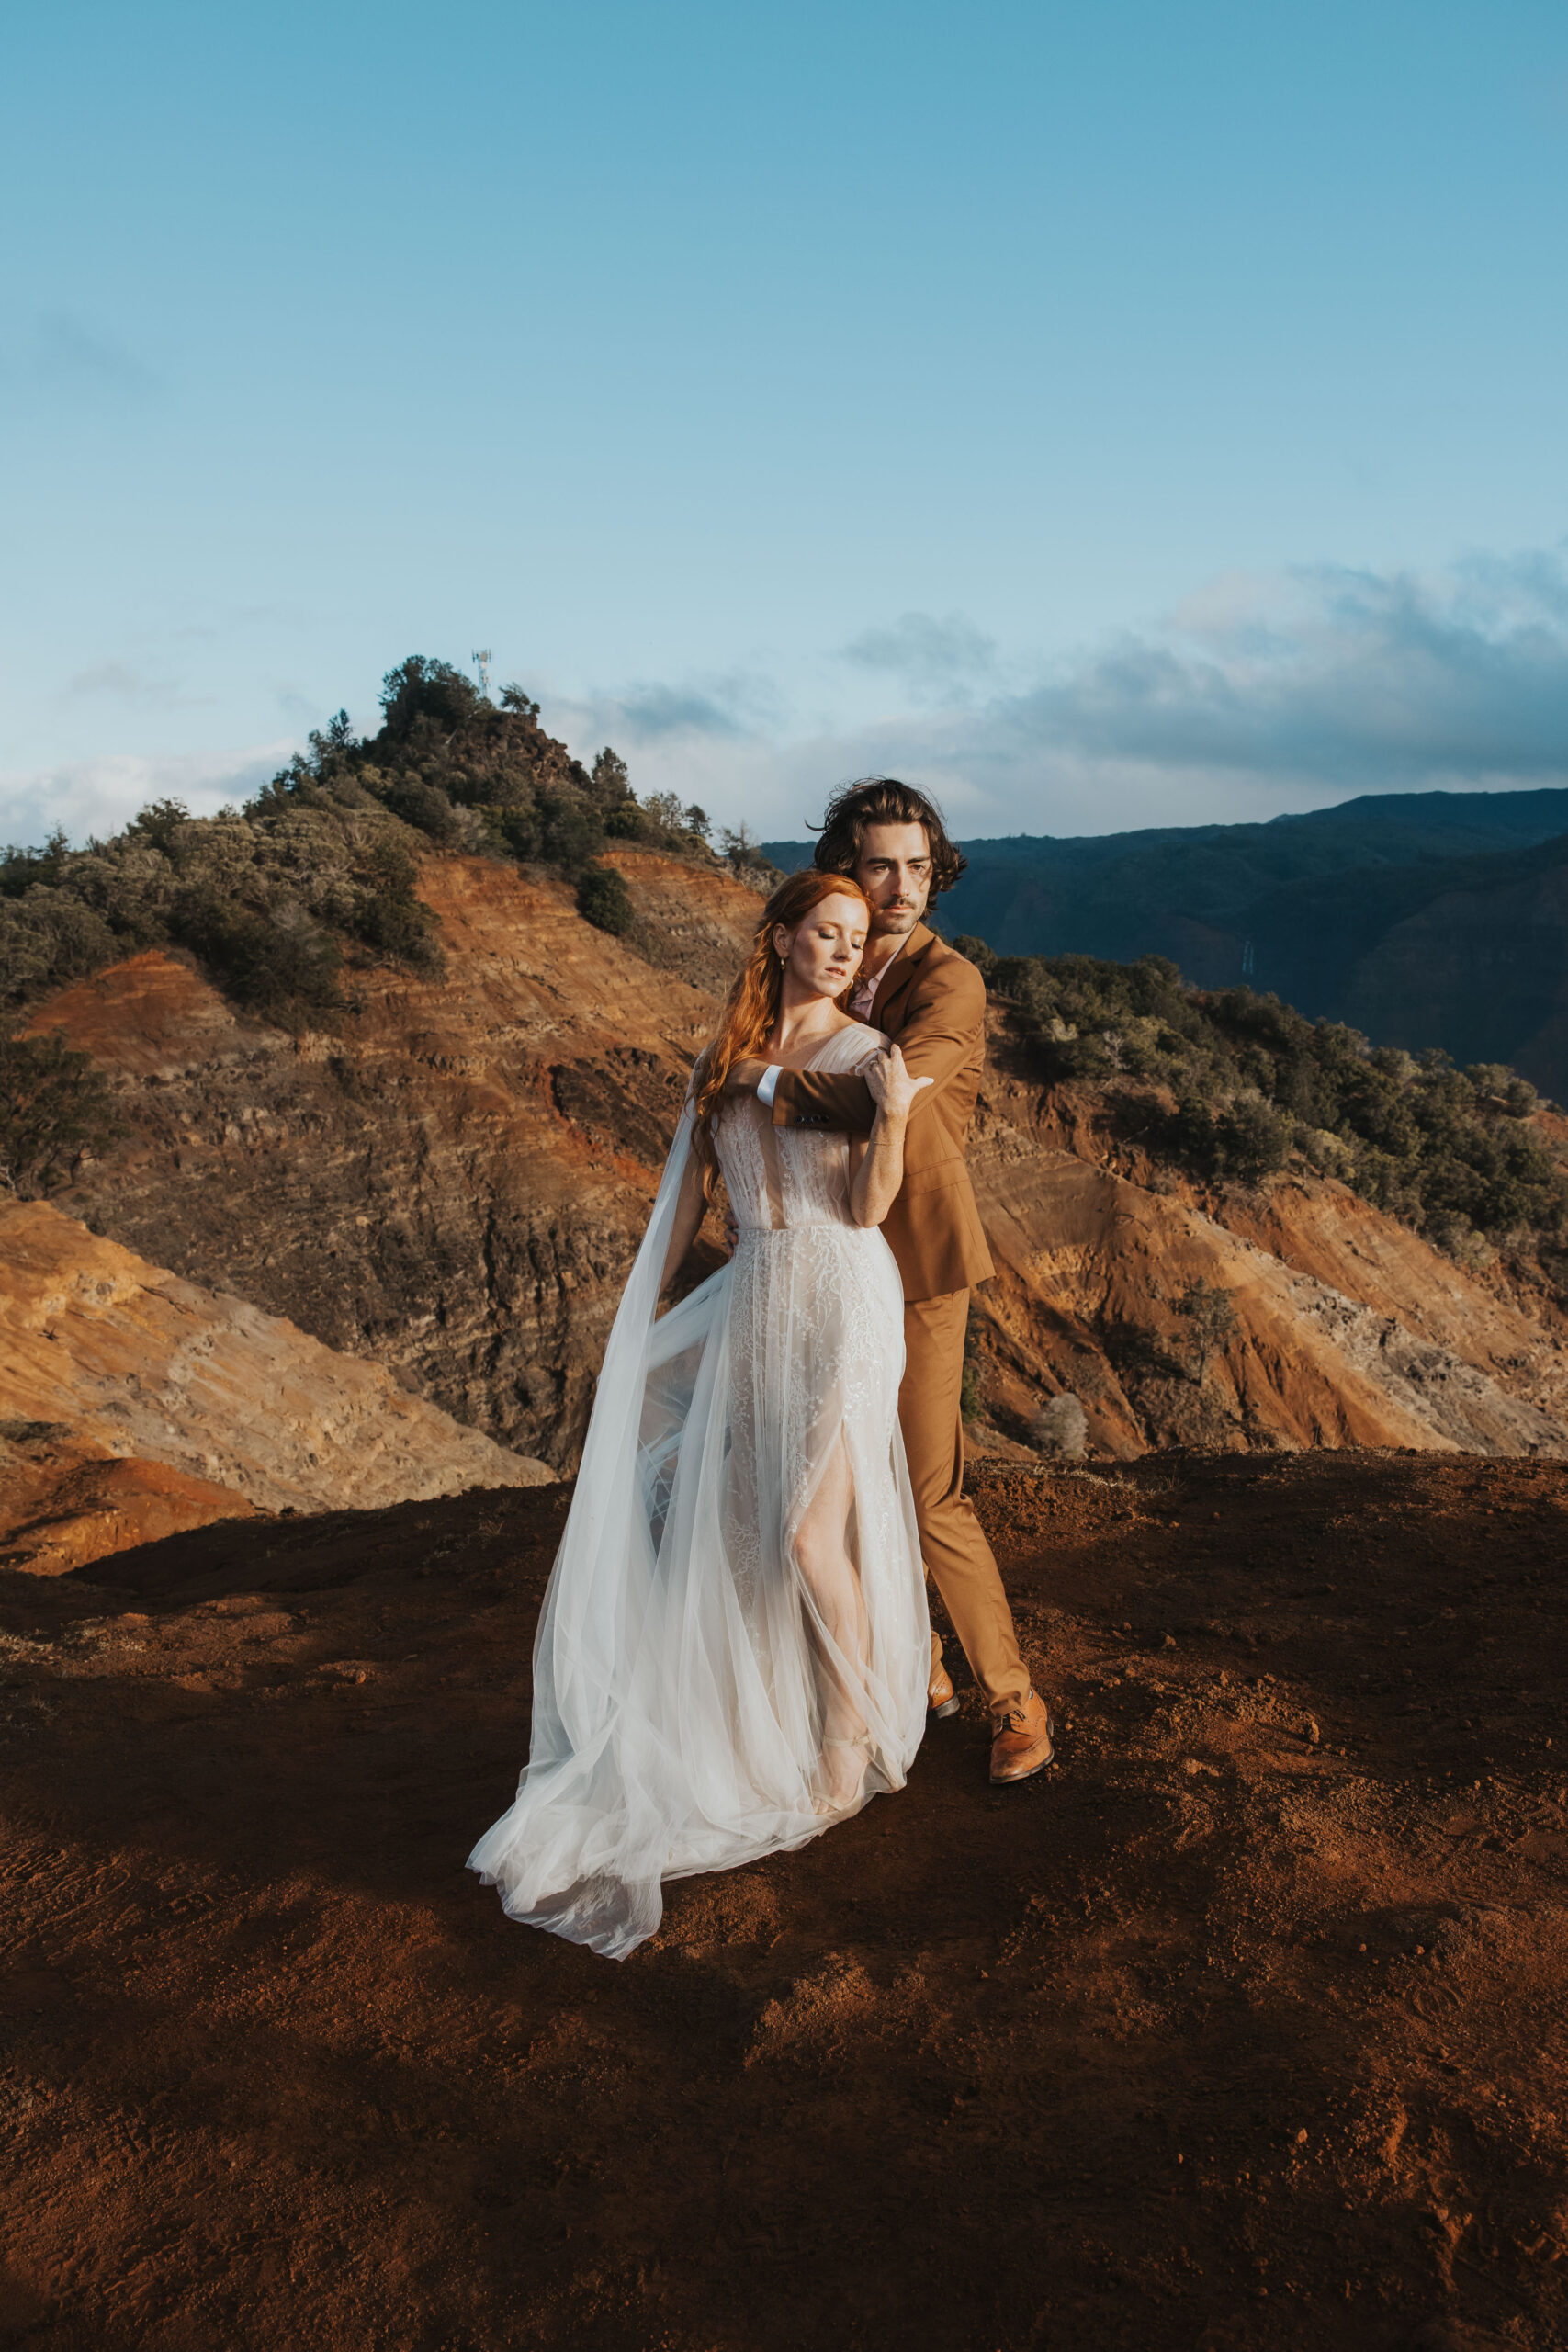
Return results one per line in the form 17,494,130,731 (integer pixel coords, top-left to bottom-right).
468,1025,928,1959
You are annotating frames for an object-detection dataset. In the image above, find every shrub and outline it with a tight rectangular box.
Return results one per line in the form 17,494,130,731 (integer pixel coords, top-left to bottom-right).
384,775,460,842
539,795,606,877
1214,1092,1293,1183
1299,1125,1356,1181
1174,1278,1238,1382
0,655,758,1027
1032,1392,1089,1458
577,863,635,936
353,888,445,976
973,947,1566,1252
1,827,73,898
590,749,633,809
491,805,543,861
378,656,487,742
170,891,343,1016
1162,1092,1290,1184
1425,1212,1496,1273
719,823,782,893
0,892,119,1007
1,1029,126,1194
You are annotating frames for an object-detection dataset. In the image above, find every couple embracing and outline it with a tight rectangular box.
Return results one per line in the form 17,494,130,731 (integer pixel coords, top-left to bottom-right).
470,778,1055,1959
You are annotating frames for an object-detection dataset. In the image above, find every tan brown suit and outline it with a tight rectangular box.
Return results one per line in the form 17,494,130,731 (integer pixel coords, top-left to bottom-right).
770,923,1030,1715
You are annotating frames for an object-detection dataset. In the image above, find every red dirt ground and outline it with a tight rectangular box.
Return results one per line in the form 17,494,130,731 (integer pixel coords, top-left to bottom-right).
3,1450,1566,2352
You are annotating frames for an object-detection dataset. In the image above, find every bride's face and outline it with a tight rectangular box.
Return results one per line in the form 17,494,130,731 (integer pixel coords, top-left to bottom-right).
774,893,867,999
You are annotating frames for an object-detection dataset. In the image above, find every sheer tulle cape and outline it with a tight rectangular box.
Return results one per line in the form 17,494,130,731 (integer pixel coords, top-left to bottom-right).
468,1030,929,1960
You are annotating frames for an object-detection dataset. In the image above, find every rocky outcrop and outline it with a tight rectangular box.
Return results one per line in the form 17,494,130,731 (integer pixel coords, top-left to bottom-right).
0,1197,551,1571
21,845,1568,1467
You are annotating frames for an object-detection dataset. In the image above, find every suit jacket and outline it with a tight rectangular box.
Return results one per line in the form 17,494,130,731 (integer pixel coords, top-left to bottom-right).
771,922,995,1302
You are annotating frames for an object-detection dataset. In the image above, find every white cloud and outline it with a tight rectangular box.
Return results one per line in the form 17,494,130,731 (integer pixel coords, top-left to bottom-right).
1016,551,1568,786
543,548,1568,842
839,611,998,704
14,547,1568,860
62,660,192,705
0,741,298,849
549,669,782,751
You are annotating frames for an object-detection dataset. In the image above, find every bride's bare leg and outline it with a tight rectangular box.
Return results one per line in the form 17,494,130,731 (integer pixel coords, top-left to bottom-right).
793,1437,872,1804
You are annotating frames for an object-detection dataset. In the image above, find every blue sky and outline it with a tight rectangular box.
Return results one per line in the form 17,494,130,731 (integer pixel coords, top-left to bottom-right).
5,0,1568,846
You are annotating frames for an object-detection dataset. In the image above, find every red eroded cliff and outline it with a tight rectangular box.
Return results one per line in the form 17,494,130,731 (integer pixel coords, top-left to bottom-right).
19,846,1568,1467
21,852,747,1468
967,1051,1568,1458
0,1195,552,1570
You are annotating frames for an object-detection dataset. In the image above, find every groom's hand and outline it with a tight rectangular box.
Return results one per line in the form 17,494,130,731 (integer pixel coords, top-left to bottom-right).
724,1057,769,1095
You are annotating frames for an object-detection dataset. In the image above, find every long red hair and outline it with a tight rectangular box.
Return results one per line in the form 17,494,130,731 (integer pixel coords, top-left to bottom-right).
690,869,872,1195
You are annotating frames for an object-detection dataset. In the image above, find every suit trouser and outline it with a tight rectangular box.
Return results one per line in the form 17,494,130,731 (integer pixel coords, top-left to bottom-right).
898,1289,1031,1718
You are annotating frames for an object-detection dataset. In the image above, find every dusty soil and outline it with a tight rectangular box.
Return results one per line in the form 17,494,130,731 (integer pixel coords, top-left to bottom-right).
3,1451,1566,2351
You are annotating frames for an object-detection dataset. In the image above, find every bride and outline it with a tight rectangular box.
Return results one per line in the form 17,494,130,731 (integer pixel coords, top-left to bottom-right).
468,869,932,1958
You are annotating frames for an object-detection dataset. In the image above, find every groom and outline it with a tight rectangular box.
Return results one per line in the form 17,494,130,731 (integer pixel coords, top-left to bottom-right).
734,777,1055,1786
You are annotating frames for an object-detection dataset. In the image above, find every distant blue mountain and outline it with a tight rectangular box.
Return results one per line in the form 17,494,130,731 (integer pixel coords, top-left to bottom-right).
763,788,1568,1098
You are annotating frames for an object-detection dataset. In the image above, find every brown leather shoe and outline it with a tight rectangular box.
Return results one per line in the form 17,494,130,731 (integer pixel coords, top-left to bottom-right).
989,1690,1055,1784
928,1653,961,1719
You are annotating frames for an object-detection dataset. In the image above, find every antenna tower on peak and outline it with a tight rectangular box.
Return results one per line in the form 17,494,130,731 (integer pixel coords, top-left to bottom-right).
472,648,493,697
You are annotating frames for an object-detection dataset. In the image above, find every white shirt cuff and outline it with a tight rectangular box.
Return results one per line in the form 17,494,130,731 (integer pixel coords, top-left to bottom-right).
756,1064,782,1108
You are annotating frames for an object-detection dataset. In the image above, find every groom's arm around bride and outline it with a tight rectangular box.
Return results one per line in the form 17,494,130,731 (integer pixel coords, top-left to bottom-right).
767,918,994,1301
731,777,1056,1787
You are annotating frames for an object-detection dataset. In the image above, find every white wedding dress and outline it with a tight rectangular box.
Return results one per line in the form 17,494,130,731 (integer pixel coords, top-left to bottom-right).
468,1023,929,1959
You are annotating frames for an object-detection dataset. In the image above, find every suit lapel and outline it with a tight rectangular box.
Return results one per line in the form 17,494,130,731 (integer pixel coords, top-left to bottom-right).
871,923,934,1037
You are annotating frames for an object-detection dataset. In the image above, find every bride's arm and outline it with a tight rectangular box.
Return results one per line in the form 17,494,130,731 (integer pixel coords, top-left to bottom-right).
660,1147,709,1289
849,1046,932,1228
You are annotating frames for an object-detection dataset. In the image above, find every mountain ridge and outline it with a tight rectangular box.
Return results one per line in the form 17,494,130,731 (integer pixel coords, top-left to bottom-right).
764,786,1568,1095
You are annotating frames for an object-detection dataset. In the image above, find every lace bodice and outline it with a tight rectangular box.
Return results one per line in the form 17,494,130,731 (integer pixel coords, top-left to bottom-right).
714,1023,886,1233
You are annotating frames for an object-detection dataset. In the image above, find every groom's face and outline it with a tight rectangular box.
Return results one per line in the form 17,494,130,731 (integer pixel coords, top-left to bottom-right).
854,821,932,938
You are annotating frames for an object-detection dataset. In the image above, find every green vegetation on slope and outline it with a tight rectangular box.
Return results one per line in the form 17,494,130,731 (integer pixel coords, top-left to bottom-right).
957,939,1568,1273
0,1030,126,1196
769,789,1568,1100
0,655,773,1018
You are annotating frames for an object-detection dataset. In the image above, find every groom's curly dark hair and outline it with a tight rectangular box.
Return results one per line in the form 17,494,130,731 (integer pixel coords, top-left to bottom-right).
811,776,966,897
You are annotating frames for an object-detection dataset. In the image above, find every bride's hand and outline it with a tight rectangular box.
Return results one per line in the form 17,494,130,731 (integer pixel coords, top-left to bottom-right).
866,1045,932,1121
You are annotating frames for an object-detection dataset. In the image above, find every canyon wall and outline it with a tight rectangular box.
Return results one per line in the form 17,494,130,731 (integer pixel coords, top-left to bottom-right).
21,846,1568,1470
0,1196,550,1573
967,1064,1568,1459
23,852,743,1470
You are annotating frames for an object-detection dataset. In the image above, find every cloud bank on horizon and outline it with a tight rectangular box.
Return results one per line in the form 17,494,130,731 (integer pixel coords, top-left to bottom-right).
6,546,1567,852
1,743,297,852
539,544,1568,842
